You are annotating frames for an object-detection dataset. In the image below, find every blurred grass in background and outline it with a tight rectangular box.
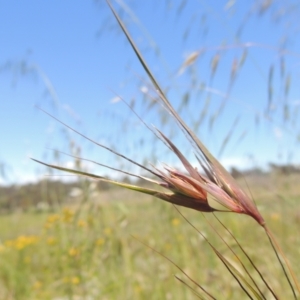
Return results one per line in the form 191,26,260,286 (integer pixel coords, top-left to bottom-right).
0,172,299,299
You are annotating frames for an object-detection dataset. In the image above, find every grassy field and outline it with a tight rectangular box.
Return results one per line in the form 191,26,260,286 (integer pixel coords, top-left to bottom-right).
0,173,299,299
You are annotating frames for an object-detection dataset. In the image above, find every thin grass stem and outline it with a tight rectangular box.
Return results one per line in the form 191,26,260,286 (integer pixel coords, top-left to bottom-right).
131,235,217,300
173,206,261,299
174,276,206,300
264,225,299,299
213,214,278,299
215,250,255,300
204,214,268,300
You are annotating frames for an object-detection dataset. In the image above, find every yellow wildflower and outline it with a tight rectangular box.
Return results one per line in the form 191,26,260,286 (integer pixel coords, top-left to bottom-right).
96,238,105,247
44,214,60,229
68,247,80,257
62,208,74,223
171,218,181,226
5,235,39,250
77,220,87,228
46,236,57,246
71,276,80,285
33,281,42,289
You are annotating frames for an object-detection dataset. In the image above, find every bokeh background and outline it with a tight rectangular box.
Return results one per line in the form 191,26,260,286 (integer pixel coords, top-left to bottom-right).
0,1,300,299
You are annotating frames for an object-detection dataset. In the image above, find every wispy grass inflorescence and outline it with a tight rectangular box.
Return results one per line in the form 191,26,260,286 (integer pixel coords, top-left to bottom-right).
33,1,300,298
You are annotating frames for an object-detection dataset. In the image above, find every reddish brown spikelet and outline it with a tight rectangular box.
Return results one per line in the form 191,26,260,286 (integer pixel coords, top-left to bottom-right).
156,130,265,224
200,156,265,225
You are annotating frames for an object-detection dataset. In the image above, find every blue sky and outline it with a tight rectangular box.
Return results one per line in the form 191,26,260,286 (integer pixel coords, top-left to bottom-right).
1,0,300,185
